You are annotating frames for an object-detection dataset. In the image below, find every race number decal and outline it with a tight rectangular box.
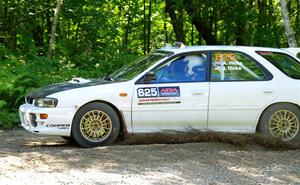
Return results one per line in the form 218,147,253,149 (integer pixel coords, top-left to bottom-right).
215,53,236,62
137,86,181,105
214,52,242,71
137,87,158,98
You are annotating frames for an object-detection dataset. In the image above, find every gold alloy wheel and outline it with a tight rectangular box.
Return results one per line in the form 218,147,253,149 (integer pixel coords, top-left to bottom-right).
268,110,299,141
79,110,112,142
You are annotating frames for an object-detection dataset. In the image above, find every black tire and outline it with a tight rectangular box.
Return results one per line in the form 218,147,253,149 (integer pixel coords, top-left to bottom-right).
61,136,77,145
258,103,300,143
71,102,120,148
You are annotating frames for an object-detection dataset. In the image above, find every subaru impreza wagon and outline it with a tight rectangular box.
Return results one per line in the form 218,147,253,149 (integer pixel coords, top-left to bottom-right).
20,43,300,147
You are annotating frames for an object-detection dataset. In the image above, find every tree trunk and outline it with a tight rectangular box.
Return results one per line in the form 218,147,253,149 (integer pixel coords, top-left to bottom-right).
296,0,300,38
183,1,217,45
7,11,16,51
3,0,17,51
191,18,217,45
191,24,194,45
0,0,5,45
165,0,185,43
280,0,297,47
147,0,152,53
257,0,266,46
32,25,44,50
48,0,62,58
143,0,146,54
164,22,168,44
268,0,273,28
124,0,133,47
46,0,52,45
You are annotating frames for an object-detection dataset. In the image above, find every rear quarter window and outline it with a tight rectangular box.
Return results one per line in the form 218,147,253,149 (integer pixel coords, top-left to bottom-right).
257,51,300,79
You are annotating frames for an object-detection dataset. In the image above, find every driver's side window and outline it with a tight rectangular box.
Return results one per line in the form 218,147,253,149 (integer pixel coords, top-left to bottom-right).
151,53,208,83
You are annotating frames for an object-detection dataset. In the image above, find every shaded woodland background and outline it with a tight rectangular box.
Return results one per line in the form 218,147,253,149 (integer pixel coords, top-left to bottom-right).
0,0,299,128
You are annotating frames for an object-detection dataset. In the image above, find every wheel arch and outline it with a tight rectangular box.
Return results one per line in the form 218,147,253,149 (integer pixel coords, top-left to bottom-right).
255,101,300,133
72,100,128,137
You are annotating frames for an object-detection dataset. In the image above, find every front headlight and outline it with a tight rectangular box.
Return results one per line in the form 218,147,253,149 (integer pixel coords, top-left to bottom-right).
34,98,58,108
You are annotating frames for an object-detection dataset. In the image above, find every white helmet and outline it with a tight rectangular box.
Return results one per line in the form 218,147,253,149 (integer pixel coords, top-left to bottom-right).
184,55,207,75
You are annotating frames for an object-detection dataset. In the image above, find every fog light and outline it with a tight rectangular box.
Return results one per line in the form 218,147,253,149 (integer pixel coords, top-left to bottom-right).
40,113,48,119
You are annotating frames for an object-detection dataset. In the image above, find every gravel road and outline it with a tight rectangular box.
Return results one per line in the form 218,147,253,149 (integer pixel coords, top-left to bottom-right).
0,129,300,185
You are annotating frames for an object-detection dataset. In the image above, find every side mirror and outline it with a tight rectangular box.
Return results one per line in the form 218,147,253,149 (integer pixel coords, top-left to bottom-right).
144,71,156,82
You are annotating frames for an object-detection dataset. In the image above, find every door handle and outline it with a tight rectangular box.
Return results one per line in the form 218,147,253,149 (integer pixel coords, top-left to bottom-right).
191,91,203,95
263,90,273,94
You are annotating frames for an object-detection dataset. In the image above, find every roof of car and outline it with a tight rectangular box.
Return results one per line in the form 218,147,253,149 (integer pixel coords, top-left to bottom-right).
157,45,289,54
282,47,300,57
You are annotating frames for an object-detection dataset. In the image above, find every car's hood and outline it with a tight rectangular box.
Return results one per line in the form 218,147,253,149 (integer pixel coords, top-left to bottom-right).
26,78,112,103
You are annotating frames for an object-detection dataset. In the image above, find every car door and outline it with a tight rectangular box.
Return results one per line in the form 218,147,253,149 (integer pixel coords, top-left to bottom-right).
208,51,275,132
132,52,209,132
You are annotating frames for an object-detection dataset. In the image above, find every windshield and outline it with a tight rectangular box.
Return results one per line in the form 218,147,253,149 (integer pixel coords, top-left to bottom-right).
110,52,172,81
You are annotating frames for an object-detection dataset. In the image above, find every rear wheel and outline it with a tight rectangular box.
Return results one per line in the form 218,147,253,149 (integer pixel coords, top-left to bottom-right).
71,102,120,148
259,103,300,142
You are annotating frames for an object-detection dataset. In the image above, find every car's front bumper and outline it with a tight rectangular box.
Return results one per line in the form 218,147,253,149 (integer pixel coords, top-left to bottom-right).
19,104,76,136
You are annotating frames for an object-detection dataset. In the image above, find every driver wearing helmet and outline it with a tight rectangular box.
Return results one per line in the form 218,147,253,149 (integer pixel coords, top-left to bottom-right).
167,57,191,82
184,55,207,81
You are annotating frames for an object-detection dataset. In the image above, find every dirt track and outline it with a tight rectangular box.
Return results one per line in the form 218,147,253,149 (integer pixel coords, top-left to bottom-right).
1,129,300,185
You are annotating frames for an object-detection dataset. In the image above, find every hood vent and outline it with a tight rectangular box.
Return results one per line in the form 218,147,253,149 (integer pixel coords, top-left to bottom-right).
69,78,91,84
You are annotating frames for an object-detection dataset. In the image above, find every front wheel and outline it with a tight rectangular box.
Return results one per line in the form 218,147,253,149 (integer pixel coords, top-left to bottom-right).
71,102,120,148
61,136,75,143
258,103,300,142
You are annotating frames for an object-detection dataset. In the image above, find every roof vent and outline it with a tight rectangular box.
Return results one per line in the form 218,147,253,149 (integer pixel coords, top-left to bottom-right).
69,77,91,84
172,42,185,48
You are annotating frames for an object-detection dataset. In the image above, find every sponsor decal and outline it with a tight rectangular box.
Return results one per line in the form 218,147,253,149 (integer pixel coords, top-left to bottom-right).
138,97,181,105
46,124,70,130
158,87,180,97
137,86,181,105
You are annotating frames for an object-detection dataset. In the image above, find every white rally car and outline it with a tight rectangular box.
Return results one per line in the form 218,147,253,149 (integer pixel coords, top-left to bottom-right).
20,43,300,147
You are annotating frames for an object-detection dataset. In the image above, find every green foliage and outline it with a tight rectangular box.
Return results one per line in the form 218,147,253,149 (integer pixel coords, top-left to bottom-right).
0,44,138,129
0,0,300,129
0,45,56,128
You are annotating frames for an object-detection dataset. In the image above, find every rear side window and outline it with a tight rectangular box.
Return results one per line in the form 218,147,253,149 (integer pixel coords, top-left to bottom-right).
297,52,300,59
257,51,300,79
211,51,266,81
